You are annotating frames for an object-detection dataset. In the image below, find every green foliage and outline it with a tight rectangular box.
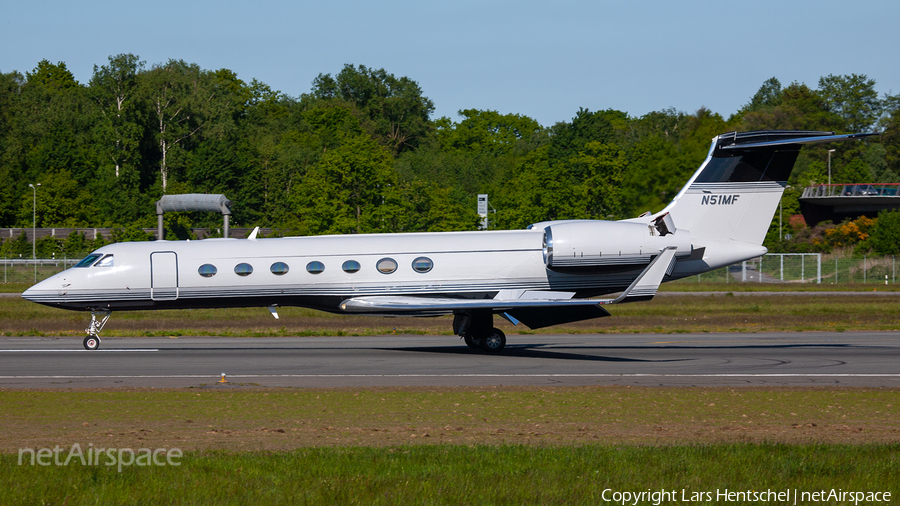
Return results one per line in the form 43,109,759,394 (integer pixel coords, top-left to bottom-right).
17,168,97,227
869,209,900,255
0,233,31,258
817,73,882,133
548,108,628,162
741,82,840,132
288,135,397,235
436,109,543,155
495,146,582,228
26,59,79,91
311,64,434,154
110,224,156,243
743,77,782,112
1,58,896,254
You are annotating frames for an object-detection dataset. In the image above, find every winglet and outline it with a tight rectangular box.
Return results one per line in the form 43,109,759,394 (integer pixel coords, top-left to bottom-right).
599,246,677,305
247,226,260,240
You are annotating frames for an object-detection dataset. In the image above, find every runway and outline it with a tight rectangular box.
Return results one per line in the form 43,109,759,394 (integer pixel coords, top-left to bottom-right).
0,332,898,388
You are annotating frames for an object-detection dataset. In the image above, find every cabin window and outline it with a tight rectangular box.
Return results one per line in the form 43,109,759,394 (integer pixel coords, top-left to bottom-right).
94,255,114,268
306,261,325,274
270,262,289,275
342,260,361,274
412,257,433,273
198,264,217,278
74,253,102,268
234,263,253,276
376,258,398,274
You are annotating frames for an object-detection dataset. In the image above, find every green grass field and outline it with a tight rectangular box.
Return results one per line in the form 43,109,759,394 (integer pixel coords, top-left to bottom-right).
3,444,898,505
1,387,899,504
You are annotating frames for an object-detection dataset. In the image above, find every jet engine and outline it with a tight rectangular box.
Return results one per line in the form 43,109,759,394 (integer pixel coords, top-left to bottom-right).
542,220,692,270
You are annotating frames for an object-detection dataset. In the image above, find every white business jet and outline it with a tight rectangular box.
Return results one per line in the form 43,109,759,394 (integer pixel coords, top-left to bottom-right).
23,130,876,351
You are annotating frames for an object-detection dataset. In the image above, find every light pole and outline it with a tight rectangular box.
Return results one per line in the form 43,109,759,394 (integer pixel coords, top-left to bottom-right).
779,185,791,241
827,149,835,185
28,183,40,282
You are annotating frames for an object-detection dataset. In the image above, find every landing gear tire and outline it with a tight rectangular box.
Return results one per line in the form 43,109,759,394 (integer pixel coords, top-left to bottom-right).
480,328,506,352
83,335,101,351
463,334,482,349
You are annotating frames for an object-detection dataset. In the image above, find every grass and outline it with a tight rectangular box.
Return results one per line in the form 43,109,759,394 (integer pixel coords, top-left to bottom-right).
2,444,899,505
1,387,899,504
2,387,899,451
5,291,900,336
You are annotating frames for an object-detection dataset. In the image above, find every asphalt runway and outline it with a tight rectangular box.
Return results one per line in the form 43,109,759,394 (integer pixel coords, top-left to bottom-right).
0,332,898,388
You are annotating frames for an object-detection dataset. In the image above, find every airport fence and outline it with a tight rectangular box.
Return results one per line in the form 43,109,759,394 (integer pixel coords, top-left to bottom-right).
3,254,897,287
693,253,897,285
2,258,80,284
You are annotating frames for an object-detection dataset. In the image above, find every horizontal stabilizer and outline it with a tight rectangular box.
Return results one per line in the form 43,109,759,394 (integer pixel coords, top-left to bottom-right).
719,132,879,150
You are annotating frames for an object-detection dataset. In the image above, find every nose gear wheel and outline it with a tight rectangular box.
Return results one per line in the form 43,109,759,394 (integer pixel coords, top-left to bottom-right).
83,310,112,350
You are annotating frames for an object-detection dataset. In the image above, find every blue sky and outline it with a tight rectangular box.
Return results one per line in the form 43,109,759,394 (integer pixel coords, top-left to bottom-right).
2,0,897,127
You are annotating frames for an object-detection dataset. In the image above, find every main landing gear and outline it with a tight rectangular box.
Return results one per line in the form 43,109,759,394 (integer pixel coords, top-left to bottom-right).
454,312,507,352
83,310,111,350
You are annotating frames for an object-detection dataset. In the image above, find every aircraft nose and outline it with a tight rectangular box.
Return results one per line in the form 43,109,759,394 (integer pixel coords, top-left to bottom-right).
21,277,62,303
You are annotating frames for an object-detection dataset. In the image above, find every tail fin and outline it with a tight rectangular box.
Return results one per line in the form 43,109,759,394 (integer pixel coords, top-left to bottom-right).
656,130,877,245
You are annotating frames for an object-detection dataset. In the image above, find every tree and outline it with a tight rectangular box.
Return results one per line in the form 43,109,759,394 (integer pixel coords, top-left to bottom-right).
818,74,882,132
741,82,839,132
436,109,543,155
311,64,435,154
870,209,900,255
495,146,582,229
140,60,214,192
17,168,97,227
882,104,900,177
26,59,78,91
569,142,626,219
743,77,782,112
90,54,145,178
375,180,480,233
288,135,397,235
0,71,25,225
548,108,629,164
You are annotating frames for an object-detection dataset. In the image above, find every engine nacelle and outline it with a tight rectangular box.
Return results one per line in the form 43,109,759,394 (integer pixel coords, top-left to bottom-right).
542,220,692,269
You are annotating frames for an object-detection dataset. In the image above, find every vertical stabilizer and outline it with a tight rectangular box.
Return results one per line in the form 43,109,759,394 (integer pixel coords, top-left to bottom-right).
652,131,877,246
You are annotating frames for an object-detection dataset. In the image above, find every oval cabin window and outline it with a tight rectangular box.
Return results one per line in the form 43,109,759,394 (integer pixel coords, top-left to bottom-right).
306,261,325,274
234,263,253,276
411,257,433,273
342,260,361,274
376,258,398,274
270,262,289,275
198,264,217,278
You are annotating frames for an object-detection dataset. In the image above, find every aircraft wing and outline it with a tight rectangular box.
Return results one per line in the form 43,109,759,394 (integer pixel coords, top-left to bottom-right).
339,247,678,320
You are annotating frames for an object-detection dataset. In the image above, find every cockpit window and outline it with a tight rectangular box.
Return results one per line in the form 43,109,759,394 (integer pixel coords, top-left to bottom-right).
74,253,103,268
94,255,114,267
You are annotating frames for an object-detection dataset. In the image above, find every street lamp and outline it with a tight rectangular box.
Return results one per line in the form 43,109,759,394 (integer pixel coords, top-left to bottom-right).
779,185,791,241
28,183,40,282
827,149,836,185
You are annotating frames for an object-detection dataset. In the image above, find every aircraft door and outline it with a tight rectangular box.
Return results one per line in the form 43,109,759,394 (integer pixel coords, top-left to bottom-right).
150,252,179,300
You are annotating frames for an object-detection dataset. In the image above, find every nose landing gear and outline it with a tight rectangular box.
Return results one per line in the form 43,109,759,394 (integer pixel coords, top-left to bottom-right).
84,310,111,350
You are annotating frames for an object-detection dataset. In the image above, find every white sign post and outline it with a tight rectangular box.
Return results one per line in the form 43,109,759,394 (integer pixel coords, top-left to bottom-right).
477,194,489,229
